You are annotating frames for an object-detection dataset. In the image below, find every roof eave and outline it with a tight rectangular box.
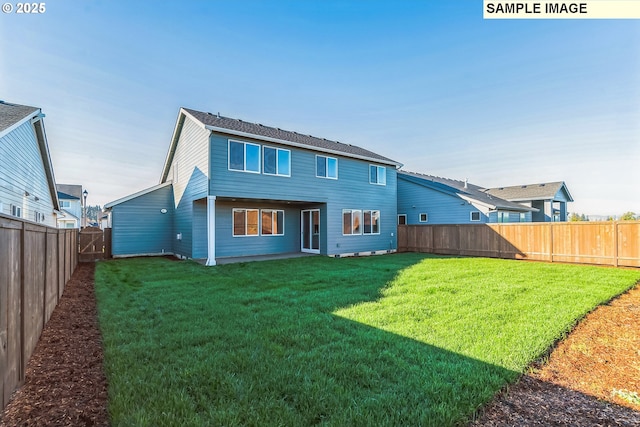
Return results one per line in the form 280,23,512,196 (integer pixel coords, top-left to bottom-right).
105,181,173,209
204,124,402,167
32,114,60,211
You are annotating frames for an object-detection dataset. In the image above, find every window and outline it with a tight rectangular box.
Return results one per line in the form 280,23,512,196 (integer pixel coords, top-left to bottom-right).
316,155,338,179
233,209,259,236
11,205,21,218
470,211,481,222
343,209,362,235
60,200,71,208
263,147,291,177
34,211,45,223
519,212,526,222
497,212,509,223
369,165,386,185
229,140,260,173
261,209,284,235
363,210,380,234
398,214,407,225
419,213,428,223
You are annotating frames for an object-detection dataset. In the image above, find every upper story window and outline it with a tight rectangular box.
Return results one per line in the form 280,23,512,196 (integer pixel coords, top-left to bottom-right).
316,155,338,179
229,140,260,173
61,200,71,208
419,213,428,223
369,165,386,185
263,146,291,177
470,211,481,222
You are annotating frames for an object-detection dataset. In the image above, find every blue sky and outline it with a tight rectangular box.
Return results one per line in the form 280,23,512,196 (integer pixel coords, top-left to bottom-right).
1,1,638,216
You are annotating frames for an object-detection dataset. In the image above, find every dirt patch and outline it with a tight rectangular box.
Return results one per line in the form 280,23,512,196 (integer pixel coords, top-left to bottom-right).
473,284,640,426
0,263,109,426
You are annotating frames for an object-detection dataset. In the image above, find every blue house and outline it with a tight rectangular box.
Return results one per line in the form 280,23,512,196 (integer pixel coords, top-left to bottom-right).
0,101,60,226
397,171,537,224
484,182,573,222
105,108,402,264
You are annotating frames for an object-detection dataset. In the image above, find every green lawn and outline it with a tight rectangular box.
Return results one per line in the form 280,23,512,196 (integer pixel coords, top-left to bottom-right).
94,254,640,426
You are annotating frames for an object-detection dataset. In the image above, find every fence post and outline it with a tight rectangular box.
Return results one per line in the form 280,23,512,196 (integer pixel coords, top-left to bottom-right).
42,227,47,332
548,223,552,262
18,222,25,384
613,221,619,267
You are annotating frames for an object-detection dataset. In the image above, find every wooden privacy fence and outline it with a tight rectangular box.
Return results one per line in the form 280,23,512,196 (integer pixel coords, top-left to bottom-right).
0,214,78,411
398,221,640,268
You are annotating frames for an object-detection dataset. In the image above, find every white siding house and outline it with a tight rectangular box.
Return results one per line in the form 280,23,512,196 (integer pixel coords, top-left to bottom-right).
56,184,83,228
0,101,60,226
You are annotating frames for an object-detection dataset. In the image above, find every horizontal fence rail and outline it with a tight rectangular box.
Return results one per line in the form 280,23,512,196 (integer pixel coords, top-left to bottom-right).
0,214,78,411
398,222,640,268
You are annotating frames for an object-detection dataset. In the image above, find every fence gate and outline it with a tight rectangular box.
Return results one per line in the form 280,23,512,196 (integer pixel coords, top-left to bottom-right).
79,226,106,262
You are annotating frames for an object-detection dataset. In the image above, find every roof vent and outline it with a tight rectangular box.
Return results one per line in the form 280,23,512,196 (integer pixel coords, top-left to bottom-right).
521,185,527,188
217,112,221,118
539,184,545,187
464,179,468,189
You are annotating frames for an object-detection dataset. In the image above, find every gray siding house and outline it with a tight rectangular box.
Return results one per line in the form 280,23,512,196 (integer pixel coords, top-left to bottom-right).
397,171,536,224
106,107,401,264
0,101,59,226
484,182,573,222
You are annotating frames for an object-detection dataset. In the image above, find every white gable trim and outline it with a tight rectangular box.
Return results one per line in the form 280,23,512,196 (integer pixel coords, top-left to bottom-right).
0,109,39,139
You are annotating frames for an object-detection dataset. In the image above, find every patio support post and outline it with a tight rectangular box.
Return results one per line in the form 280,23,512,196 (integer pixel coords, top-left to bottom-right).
206,195,216,266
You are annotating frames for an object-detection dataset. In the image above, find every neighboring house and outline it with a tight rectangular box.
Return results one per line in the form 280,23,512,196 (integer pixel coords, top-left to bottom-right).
99,210,111,229
105,107,402,264
56,184,83,228
397,171,537,224
484,182,573,222
0,101,59,226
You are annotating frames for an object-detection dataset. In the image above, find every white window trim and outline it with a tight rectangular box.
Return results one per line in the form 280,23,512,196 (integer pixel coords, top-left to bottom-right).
232,208,260,237
262,145,291,177
228,139,261,174
363,209,381,235
342,209,363,236
470,211,481,222
11,204,22,218
369,165,387,186
419,213,428,223
261,209,285,236
398,214,407,225
316,155,338,180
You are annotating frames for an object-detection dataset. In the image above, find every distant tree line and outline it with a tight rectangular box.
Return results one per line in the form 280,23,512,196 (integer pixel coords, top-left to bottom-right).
85,205,102,222
569,212,637,221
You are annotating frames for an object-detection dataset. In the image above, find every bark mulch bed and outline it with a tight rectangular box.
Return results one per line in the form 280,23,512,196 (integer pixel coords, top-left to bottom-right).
0,263,108,427
1,263,638,426
472,283,640,426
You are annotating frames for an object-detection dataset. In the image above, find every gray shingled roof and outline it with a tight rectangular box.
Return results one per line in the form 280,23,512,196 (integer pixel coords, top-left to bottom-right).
398,170,537,212
183,108,400,166
0,101,39,134
484,182,572,202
